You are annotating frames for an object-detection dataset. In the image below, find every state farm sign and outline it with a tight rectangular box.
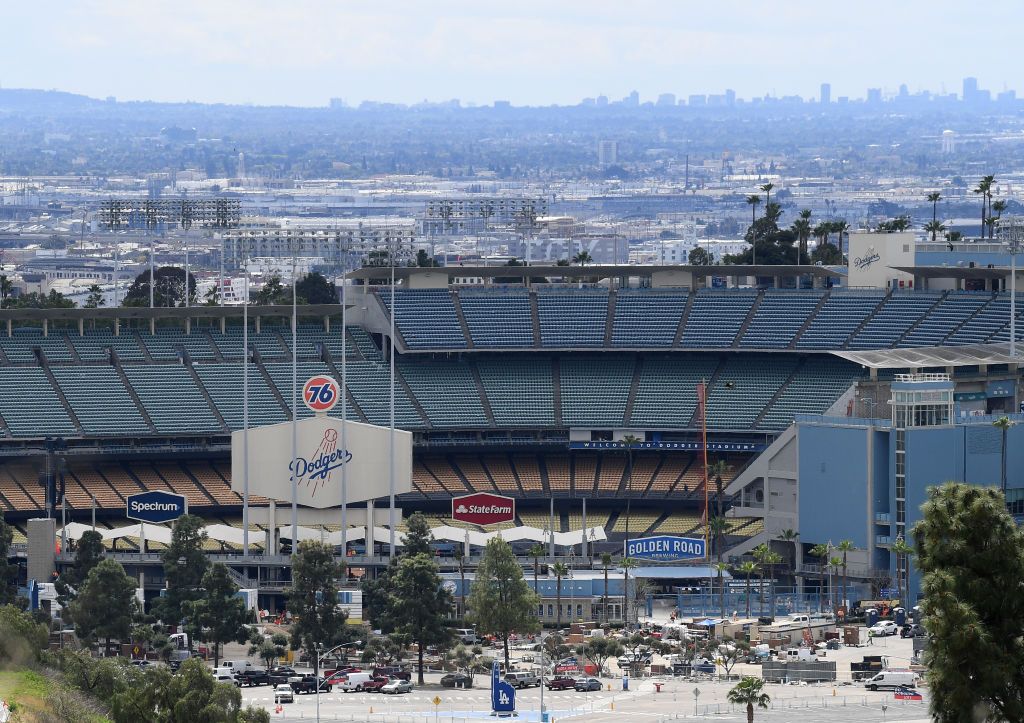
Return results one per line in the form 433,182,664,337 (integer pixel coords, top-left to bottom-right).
451,492,516,525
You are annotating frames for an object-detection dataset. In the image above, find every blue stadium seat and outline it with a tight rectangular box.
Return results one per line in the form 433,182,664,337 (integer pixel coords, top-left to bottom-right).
795,291,887,349
681,290,757,348
611,290,687,347
459,289,533,348
379,289,467,350
476,357,555,427
740,290,825,349
537,289,608,348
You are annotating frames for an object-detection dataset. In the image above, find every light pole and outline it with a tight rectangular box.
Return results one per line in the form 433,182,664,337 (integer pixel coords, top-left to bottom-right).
315,642,359,723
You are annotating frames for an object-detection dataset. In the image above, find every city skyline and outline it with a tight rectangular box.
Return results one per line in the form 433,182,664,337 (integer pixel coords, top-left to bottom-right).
2,0,1023,107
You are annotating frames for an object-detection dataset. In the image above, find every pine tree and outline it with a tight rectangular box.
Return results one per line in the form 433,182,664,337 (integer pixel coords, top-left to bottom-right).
288,541,354,673
68,558,138,654
152,515,209,644
389,553,454,684
185,564,250,667
54,529,105,610
914,482,1024,722
466,536,540,669
0,511,20,605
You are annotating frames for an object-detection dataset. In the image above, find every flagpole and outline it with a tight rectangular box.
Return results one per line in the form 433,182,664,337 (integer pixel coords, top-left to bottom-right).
291,249,298,553
701,379,710,560
242,253,250,557
340,236,348,557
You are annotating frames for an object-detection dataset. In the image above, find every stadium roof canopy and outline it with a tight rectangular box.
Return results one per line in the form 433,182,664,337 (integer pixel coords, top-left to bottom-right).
890,265,1014,280
347,264,843,283
832,343,1021,369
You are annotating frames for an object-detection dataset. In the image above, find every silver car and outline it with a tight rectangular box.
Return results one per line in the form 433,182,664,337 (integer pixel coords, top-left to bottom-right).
381,678,414,694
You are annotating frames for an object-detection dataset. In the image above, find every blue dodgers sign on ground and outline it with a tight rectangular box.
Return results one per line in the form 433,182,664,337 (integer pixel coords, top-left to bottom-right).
625,535,706,561
126,490,186,524
491,661,516,715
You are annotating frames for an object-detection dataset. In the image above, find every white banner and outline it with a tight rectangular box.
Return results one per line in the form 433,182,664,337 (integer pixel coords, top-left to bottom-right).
231,416,413,508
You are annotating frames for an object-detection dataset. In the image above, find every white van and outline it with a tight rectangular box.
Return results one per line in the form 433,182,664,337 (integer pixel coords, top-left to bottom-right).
864,671,918,691
220,660,254,675
340,672,375,692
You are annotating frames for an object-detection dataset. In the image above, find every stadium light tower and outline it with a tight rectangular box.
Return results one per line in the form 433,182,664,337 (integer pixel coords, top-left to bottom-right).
1002,219,1024,358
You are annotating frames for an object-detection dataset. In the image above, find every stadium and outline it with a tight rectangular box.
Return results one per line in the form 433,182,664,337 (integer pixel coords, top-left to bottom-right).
2,248,1023,617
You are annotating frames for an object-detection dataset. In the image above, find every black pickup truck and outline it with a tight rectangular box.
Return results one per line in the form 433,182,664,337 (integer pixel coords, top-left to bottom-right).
234,670,270,688
290,676,333,694
267,667,298,686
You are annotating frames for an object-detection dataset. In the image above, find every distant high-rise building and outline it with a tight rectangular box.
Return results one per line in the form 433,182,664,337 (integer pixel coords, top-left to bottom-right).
820,83,831,105
237,152,246,180
624,90,640,107
656,93,676,107
725,88,736,106
866,88,882,104
596,95,609,107
598,140,618,166
963,76,978,102
687,94,707,107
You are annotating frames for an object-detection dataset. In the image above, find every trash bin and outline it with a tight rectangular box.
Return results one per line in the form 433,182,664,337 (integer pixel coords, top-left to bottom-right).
622,674,629,691
866,608,879,627
654,683,663,693
894,607,906,626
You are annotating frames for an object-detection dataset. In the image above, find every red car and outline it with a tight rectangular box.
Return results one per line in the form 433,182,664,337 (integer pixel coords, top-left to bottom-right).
362,677,391,693
544,676,576,691
373,667,411,681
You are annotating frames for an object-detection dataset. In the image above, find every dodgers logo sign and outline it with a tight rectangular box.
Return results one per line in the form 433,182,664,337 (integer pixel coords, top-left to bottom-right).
302,375,340,413
452,492,515,525
126,491,186,524
625,535,706,561
289,428,353,497
491,661,516,714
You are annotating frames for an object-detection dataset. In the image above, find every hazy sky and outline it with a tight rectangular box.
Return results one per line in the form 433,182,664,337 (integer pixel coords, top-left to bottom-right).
4,0,1023,107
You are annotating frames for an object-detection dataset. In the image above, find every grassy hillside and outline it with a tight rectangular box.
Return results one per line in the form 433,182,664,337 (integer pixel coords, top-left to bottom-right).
0,668,109,723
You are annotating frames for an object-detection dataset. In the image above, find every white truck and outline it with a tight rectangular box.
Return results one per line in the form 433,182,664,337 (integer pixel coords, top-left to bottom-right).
864,670,918,690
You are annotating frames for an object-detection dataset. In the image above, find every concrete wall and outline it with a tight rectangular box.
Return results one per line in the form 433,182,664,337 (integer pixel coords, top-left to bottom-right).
798,425,871,548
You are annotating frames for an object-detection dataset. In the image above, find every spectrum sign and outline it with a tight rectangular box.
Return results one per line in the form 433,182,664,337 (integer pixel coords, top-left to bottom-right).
451,492,516,526
126,491,187,524
625,535,706,561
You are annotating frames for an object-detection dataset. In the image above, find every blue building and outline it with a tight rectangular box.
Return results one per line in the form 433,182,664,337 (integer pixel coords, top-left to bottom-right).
728,366,1024,606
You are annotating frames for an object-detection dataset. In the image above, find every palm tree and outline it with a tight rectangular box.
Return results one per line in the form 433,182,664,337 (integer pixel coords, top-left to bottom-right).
454,548,466,618
759,182,774,211
621,557,638,627
764,550,783,617
809,543,831,612
926,191,941,229
708,459,729,518
992,199,1007,238
572,250,593,266
974,175,995,238
924,220,946,242
727,676,771,723
745,195,761,264
812,222,830,250
708,516,728,564
601,553,613,624
830,219,850,257
791,210,812,264
889,537,913,607
751,544,771,615
713,561,730,618
993,416,1016,494
736,561,758,618
827,556,842,612
528,543,545,601
552,562,569,628
776,528,799,570
836,540,855,613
